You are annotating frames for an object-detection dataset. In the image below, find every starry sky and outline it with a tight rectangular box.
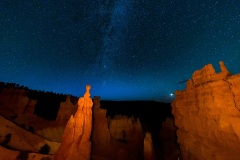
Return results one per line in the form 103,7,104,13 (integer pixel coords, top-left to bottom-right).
0,0,240,102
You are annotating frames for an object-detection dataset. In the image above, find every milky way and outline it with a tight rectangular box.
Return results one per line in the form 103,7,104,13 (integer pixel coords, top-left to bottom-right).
0,0,240,102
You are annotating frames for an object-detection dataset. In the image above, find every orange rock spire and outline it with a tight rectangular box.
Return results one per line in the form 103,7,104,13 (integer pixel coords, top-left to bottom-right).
54,85,93,160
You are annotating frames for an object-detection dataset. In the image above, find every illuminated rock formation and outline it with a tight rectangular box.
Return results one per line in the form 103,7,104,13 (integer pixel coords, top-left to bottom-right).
144,132,156,160
54,85,93,160
172,61,240,160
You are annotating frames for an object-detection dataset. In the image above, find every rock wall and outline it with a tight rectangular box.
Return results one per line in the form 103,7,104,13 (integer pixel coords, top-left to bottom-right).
54,85,93,160
172,61,240,160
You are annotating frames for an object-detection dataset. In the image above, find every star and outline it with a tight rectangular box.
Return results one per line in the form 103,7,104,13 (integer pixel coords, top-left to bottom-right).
0,0,239,102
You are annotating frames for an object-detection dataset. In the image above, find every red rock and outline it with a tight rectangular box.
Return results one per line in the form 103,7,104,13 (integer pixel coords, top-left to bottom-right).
54,85,93,160
172,61,240,160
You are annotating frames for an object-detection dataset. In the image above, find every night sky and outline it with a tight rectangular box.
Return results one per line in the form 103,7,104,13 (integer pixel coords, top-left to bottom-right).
0,0,240,102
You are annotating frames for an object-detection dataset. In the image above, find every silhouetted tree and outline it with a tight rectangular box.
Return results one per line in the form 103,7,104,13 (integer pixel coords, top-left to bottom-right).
39,144,50,154
16,151,28,160
29,126,34,133
3,133,11,145
122,130,127,141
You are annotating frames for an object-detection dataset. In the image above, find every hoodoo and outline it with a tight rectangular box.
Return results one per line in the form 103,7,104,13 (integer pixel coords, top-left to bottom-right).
54,85,93,160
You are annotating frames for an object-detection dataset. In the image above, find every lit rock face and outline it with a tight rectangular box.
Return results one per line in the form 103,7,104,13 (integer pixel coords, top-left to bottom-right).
54,85,93,160
172,61,240,160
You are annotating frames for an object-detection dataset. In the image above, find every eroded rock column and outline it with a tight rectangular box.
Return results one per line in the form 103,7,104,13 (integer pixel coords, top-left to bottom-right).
54,85,93,160
144,132,156,160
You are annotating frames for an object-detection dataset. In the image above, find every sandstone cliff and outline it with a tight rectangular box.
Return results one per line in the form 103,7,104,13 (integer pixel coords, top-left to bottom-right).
172,61,240,160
